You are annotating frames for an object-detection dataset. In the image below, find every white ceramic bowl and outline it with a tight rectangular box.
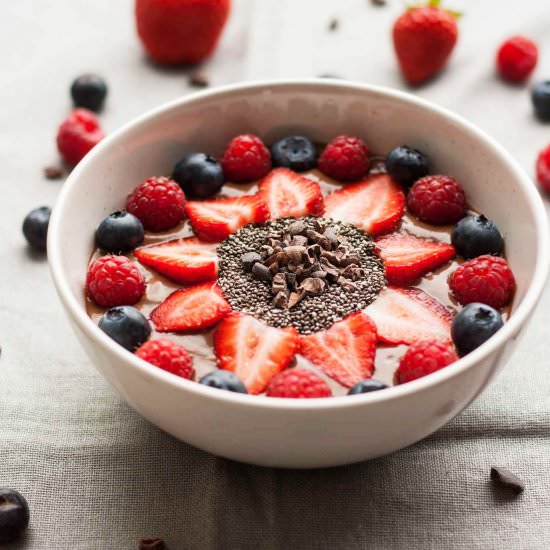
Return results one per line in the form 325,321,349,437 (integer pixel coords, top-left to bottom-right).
49,80,549,468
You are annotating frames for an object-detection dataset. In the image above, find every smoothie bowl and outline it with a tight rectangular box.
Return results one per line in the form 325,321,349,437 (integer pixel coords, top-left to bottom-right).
48,80,549,468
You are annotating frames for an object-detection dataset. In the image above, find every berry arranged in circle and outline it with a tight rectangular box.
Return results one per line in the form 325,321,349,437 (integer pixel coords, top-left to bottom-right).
87,255,145,307
451,303,504,357
85,131,515,397
451,215,503,259
271,136,317,172
199,370,248,394
318,135,370,181
407,175,466,225
348,379,388,395
22,206,51,252
385,145,429,187
221,134,271,182
172,152,224,199
57,108,104,165
266,367,332,398
496,35,538,83
136,338,194,380
397,340,458,383
70,74,108,112
126,176,186,232
449,255,515,309
95,211,144,253
99,306,151,351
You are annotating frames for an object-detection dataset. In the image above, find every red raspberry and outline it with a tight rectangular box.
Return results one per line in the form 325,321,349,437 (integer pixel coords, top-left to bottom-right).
536,144,550,192
221,134,271,182
86,255,145,307
407,175,466,225
318,136,370,181
398,340,458,383
266,368,332,398
496,36,538,83
56,109,104,165
136,338,194,380
126,176,186,232
449,255,515,309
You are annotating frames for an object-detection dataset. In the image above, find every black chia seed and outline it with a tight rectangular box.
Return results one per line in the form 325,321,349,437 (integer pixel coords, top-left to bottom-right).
217,216,386,334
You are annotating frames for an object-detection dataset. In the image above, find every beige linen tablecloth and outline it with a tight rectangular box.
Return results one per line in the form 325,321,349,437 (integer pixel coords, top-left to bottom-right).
2,1,550,548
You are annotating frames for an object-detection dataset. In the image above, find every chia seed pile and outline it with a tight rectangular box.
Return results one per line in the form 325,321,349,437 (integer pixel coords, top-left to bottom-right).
217,216,386,334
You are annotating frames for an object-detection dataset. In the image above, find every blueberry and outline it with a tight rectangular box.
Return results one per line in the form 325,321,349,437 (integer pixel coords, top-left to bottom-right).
199,370,248,393
348,379,388,395
22,206,51,252
385,145,429,187
451,214,504,259
451,303,504,357
95,211,144,253
0,488,30,543
70,74,108,112
271,136,317,172
172,153,224,199
99,306,151,351
531,81,550,121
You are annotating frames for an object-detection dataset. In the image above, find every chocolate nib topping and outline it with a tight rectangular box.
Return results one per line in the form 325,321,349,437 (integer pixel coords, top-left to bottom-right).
217,216,386,334
243,220,367,308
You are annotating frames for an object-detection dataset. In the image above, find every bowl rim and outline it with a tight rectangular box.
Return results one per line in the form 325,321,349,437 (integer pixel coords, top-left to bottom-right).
48,78,550,410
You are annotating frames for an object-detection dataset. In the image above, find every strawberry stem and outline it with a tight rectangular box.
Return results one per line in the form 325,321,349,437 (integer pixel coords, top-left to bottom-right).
406,0,463,17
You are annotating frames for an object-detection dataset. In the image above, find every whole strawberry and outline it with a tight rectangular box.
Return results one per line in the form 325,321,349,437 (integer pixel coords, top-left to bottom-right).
393,0,459,86
135,0,231,65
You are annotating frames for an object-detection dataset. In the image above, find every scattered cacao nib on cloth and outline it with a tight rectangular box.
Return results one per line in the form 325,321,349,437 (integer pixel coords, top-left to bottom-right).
188,71,209,88
43,165,64,180
490,467,525,495
139,538,165,550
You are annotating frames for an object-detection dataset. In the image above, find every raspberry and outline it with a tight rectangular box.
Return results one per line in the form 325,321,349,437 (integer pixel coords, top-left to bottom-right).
407,175,466,225
86,255,145,307
221,134,271,182
536,144,550,192
449,255,515,309
136,338,194,380
126,176,186,231
398,340,458,383
266,368,332,398
318,135,370,181
496,36,538,83
56,108,104,165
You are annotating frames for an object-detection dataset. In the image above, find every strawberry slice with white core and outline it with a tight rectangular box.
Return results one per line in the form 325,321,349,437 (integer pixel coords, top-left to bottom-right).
214,312,299,394
364,286,452,345
375,233,456,286
151,282,231,332
184,195,269,242
257,167,324,219
299,312,377,388
324,174,405,236
134,237,218,284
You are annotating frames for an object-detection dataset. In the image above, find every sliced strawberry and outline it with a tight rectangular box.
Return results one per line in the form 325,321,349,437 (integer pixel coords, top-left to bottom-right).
299,312,377,388
324,174,405,236
375,233,456,285
184,195,269,242
134,237,218,284
257,168,324,220
151,282,231,332
364,286,452,345
214,312,299,394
